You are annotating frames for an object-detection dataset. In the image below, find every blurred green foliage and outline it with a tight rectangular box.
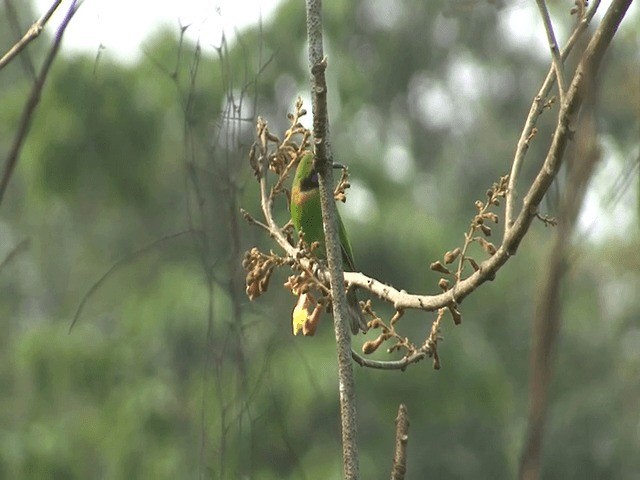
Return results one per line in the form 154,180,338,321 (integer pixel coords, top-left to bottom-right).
0,1,638,479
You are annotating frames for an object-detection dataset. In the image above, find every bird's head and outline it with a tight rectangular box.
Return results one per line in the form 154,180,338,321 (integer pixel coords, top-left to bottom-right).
294,152,345,192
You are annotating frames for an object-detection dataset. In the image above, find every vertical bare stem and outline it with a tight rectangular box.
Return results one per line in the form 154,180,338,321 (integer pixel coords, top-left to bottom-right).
390,404,410,480
535,0,566,103
519,57,602,480
305,1,360,478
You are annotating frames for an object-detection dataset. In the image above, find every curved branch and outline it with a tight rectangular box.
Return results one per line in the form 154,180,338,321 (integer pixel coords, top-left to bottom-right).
352,350,427,371
0,0,81,206
353,0,630,310
69,230,195,332
248,0,632,381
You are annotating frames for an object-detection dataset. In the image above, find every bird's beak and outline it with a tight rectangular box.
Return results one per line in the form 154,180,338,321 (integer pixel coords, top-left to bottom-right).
332,162,346,170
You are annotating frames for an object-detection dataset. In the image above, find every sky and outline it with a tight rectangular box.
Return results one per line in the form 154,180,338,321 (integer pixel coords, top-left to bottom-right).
34,0,282,63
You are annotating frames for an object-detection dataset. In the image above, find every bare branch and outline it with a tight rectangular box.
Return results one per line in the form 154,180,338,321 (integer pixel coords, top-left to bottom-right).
506,0,602,229
240,208,271,234
390,404,410,480
246,0,631,383
520,65,602,480
352,350,426,370
535,0,566,103
0,0,81,206
350,0,631,311
3,0,36,79
509,0,632,237
305,1,360,478
0,0,63,71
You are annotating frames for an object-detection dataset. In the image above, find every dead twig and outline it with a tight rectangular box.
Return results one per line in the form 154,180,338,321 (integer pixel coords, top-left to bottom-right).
0,0,63,70
535,0,567,104
0,0,81,206
69,230,194,332
0,238,30,273
505,0,602,229
390,404,410,480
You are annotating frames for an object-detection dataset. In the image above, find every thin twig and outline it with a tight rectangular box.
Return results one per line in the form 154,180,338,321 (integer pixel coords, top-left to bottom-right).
240,208,271,233
0,0,81,206
390,404,410,480
352,350,426,370
535,0,566,103
3,0,36,79
69,230,194,332
0,0,63,70
0,238,30,273
505,0,602,230
519,69,601,480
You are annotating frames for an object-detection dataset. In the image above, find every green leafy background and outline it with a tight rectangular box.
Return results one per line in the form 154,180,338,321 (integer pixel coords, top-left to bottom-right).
1,1,638,478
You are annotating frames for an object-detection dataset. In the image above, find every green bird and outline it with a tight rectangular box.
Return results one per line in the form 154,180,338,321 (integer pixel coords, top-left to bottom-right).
290,152,368,336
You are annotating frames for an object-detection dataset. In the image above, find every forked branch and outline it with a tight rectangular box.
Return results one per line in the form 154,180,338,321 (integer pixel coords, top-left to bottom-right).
243,0,632,370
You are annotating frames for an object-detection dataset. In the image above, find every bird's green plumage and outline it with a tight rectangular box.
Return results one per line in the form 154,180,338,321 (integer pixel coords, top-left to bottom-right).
291,153,355,269
290,152,367,334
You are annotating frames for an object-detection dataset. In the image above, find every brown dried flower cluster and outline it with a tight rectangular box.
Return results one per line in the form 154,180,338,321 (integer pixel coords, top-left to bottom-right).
243,248,289,301
360,303,447,370
427,175,510,327
333,167,351,203
431,175,509,283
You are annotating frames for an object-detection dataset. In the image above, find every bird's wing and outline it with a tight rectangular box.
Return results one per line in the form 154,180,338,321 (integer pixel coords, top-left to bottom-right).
337,211,356,271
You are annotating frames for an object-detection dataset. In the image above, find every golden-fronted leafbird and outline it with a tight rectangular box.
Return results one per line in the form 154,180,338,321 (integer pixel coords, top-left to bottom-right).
290,152,368,335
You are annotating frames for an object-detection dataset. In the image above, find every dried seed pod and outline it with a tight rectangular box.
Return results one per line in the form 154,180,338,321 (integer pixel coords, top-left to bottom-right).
476,237,497,255
467,257,480,271
302,304,323,336
438,278,450,291
444,247,461,264
430,261,451,274
433,350,441,370
363,334,386,354
479,224,492,237
483,212,499,223
449,305,462,325
368,318,385,329
246,280,259,300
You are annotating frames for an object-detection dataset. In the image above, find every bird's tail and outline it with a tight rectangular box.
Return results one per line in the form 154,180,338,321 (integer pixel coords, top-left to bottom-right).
346,288,368,334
